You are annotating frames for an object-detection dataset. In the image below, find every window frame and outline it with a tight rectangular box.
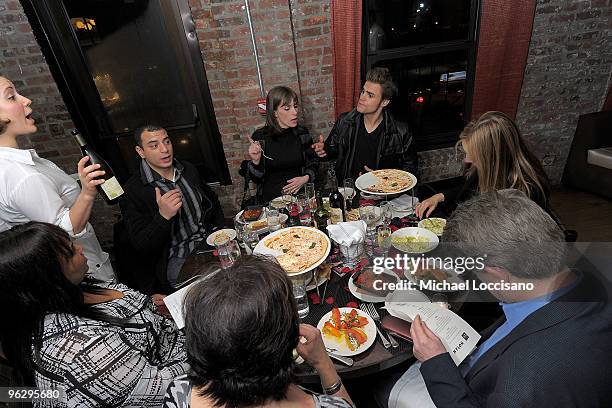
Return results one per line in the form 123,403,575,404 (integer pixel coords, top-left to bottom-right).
362,0,481,151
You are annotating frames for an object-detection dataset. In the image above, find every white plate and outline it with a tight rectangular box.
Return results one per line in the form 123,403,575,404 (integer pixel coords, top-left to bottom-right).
317,307,377,356
355,170,418,196
235,210,287,233
417,218,447,236
348,268,400,303
206,229,237,246
253,226,331,276
391,227,439,254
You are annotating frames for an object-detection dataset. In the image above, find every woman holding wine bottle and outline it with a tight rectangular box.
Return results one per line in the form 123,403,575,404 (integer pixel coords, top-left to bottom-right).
0,76,115,281
246,86,319,203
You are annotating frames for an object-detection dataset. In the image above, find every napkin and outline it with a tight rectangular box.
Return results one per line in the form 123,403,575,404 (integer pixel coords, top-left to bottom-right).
390,194,419,211
326,220,366,246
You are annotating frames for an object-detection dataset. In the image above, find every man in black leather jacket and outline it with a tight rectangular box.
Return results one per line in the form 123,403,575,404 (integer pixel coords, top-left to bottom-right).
313,67,418,182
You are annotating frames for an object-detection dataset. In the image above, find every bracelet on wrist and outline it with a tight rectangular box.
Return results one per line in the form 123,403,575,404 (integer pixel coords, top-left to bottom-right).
322,378,342,395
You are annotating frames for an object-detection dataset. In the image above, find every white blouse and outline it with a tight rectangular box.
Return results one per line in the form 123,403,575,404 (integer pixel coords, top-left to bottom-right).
0,147,114,281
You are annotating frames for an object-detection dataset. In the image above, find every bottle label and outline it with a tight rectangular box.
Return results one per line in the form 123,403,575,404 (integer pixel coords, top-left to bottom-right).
329,208,343,224
100,176,124,200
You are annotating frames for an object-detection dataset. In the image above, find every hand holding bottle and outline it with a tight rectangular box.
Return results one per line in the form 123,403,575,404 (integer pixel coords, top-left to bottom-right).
77,156,106,198
156,187,182,220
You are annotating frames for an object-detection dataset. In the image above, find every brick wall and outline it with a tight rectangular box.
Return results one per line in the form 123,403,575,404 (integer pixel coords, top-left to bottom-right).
516,0,612,184
0,0,120,246
188,0,335,211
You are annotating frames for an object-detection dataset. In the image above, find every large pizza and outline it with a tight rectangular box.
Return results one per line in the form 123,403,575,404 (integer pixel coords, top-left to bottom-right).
368,169,413,193
262,227,328,273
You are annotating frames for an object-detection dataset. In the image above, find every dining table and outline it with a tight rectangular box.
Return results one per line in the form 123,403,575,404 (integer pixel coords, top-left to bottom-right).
177,223,470,385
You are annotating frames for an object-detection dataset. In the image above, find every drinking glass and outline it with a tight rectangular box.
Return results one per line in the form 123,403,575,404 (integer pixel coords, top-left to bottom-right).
267,206,281,232
234,217,248,242
343,178,355,209
377,225,392,258
290,276,310,318
305,182,316,209
296,193,312,226
359,205,379,234
242,225,259,250
216,239,241,269
380,200,393,227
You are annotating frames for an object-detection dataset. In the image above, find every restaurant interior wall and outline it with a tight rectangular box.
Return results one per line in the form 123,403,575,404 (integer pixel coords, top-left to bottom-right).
515,0,612,185
1,0,610,245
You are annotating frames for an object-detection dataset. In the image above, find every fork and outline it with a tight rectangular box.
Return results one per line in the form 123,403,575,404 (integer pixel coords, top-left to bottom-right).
366,303,399,348
325,348,354,366
360,303,392,349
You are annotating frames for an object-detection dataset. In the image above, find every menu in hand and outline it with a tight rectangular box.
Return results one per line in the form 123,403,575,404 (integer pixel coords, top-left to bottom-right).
384,301,480,365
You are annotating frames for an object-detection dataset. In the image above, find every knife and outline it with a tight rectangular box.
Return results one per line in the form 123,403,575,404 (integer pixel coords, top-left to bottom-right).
325,348,354,366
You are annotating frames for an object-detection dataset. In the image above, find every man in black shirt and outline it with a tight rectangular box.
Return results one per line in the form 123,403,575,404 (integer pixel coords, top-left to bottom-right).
313,67,418,182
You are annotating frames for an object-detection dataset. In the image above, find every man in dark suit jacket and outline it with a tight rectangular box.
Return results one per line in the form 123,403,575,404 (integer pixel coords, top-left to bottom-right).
382,189,612,407
120,125,223,294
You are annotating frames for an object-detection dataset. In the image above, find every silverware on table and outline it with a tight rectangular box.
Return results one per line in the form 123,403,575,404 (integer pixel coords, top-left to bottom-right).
325,348,354,366
365,303,399,348
360,303,392,349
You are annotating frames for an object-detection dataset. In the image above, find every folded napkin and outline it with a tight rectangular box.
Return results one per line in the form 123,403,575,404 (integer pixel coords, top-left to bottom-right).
390,194,419,211
327,221,366,246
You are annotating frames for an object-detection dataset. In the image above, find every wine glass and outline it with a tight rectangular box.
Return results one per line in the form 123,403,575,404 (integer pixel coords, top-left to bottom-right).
380,201,393,227
296,194,312,226
359,204,380,235
242,225,259,250
377,225,392,258
304,182,316,209
343,178,355,210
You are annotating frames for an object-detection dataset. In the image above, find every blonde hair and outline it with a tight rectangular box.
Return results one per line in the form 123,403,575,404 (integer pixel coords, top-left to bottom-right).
459,111,549,204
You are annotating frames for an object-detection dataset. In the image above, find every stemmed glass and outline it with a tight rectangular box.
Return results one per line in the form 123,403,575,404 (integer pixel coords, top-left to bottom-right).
343,178,355,210
242,225,259,251
377,225,392,258
380,200,393,227
304,182,316,209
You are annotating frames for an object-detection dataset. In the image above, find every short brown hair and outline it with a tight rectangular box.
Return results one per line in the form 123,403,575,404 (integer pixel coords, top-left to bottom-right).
366,67,397,101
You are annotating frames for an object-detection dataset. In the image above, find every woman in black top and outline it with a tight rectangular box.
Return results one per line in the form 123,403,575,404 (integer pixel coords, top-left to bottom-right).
416,111,550,218
246,86,318,203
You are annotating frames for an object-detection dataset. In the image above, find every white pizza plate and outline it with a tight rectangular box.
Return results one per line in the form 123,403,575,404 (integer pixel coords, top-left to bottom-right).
355,170,418,196
348,268,400,303
253,226,331,276
317,307,377,357
206,229,237,246
391,227,439,254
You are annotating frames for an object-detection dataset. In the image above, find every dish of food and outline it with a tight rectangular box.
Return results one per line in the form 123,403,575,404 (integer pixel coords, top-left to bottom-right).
242,207,263,222
253,227,331,275
418,218,446,236
317,307,376,356
390,227,439,253
349,267,400,303
205,228,237,246
305,264,333,291
355,169,417,195
345,208,360,221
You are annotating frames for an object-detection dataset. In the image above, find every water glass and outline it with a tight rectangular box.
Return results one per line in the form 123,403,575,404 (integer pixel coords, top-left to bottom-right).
267,207,281,232
359,205,379,233
377,225,392,258
291,277,310,318
297,194,312,226
380,201,393,227
305,182,316,209
343,178,355,209
242,225,259,250
234,217,248,241
216,239,241,269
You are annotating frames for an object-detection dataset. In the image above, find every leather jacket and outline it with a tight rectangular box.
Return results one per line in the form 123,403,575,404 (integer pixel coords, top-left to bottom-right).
323,109,418,182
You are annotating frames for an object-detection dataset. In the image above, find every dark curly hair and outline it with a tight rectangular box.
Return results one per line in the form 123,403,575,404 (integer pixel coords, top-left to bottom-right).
184,255,299,407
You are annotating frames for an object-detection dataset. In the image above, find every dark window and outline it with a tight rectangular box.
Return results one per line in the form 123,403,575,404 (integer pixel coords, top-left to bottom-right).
364,0,479,150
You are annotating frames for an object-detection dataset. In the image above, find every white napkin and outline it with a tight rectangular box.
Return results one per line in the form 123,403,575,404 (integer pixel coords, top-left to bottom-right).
327,221,366,246
390,194,419,211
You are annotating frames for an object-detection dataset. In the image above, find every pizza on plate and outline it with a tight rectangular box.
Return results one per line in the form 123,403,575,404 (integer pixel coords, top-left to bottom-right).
367,169,413,193
263,227,328,273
